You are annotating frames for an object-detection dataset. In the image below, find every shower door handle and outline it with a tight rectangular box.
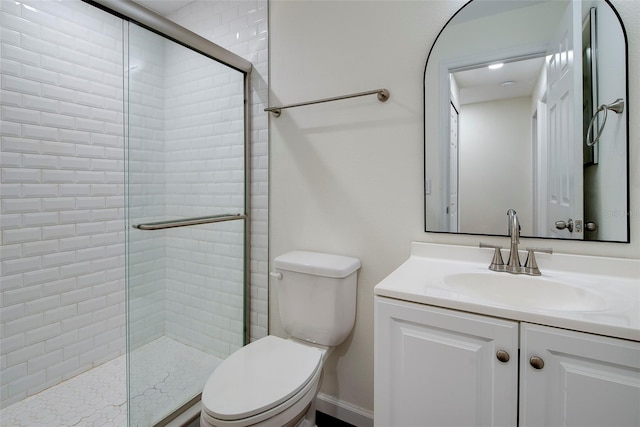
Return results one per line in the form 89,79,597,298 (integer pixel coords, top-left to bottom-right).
132,213,246,230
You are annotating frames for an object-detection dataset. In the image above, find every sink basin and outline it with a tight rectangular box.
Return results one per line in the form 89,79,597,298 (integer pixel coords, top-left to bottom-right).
374,243,640,341
443,273,608,311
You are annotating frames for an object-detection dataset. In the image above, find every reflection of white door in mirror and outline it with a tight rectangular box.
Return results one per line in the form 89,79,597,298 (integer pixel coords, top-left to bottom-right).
533,99,548,236
545,0,583,240
449,103,459,232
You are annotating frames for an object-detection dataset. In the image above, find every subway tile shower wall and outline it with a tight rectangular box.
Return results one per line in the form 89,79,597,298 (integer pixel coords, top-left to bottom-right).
0,0,126,408
167,1,270,343
0,0,269,408
126,20,169,353
126,24,246,357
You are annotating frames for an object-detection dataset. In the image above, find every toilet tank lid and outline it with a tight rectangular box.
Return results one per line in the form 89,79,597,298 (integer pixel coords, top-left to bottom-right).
274,251,361,278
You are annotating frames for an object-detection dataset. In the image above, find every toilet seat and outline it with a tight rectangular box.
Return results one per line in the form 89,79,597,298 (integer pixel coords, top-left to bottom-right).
201,336,323,426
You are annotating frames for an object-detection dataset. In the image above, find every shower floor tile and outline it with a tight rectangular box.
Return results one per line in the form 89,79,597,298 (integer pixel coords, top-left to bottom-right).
0,355,127,427
0,337,221,427
129,337,222,426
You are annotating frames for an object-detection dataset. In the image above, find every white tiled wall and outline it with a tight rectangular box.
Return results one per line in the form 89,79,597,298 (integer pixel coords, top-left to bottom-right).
1,0,268,409
0,0,126,408
126,22,168,350
161,37,246,356
166,0,269,342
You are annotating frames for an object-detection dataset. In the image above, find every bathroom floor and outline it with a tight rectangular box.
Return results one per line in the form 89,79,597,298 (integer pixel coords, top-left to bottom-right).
316,411,356,427
0,337,221,427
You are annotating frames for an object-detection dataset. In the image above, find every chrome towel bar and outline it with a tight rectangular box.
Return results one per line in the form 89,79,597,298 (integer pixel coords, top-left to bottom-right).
132,213,246,230
265,88,390,117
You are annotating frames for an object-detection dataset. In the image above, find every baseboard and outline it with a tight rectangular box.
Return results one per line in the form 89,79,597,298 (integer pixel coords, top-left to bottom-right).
315,393,374,427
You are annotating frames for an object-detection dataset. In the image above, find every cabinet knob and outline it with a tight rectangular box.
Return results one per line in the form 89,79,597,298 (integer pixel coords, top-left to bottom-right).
529,356,545,370
496,350,510,363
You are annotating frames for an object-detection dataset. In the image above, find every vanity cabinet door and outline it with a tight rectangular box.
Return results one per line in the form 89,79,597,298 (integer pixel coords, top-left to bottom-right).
374,297,519,427
520,323,640,427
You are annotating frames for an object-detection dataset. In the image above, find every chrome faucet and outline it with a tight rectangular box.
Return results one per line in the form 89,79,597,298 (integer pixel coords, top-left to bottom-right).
480,209,553,275
506,209,521,270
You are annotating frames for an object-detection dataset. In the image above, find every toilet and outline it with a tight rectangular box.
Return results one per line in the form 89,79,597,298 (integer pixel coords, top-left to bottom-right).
200,251,361,427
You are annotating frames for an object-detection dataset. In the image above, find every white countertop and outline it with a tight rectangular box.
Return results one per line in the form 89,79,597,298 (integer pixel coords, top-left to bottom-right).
374,242,640,341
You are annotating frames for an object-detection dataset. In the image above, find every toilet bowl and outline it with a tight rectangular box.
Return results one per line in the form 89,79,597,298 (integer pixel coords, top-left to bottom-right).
200,251,360,427
200,336,330,427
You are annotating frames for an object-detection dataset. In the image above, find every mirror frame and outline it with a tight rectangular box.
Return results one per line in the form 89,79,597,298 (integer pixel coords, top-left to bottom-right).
423,0,630,243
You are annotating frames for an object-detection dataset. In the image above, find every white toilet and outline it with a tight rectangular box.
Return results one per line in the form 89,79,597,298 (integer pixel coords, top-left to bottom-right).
200,251,361,427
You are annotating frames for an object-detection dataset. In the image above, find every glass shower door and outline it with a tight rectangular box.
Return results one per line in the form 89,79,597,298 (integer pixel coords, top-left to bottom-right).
125,22,247,426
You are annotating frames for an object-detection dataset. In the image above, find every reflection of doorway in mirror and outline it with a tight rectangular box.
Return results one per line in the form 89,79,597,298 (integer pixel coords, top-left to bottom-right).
451,56,542,236
532,98,548,237
449,103,459,232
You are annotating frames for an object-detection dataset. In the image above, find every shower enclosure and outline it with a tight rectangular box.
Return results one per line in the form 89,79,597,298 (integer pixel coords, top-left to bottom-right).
124,5,252,423
0,0,252,425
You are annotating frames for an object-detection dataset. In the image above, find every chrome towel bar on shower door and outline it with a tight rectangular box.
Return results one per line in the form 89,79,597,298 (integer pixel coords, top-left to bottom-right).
264,88,390,117
132,213,246,230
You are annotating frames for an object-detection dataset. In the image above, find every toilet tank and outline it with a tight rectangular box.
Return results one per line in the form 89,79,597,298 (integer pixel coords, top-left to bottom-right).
273,251,361,347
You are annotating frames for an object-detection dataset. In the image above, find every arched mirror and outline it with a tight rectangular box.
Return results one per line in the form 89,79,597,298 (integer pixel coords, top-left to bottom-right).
424,0,629,242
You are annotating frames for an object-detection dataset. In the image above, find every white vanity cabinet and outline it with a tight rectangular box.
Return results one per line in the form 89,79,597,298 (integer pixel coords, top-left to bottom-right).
375,296,640,427
374,297,519,427
520,323,640,427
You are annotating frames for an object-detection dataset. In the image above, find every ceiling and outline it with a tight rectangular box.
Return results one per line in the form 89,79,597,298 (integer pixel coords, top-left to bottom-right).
452,56,546,105
133,0,194,16
133,0,544,107
452,0,562,25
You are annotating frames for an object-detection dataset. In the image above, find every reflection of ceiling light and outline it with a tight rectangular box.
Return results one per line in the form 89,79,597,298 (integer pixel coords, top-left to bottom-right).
488,63,504,70
501,80,515,87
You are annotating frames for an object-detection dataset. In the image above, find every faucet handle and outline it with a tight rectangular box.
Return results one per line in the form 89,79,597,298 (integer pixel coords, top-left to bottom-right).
524,247,553,275
479,242,505,270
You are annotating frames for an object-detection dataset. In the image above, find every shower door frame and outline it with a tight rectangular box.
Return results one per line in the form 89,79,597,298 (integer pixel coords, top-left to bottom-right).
83,0,253,424
85,0,253,345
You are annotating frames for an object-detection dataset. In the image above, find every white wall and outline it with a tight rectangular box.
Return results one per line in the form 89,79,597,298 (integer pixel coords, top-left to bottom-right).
269,0,639,417
459,97,533,235
582,0,628,241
